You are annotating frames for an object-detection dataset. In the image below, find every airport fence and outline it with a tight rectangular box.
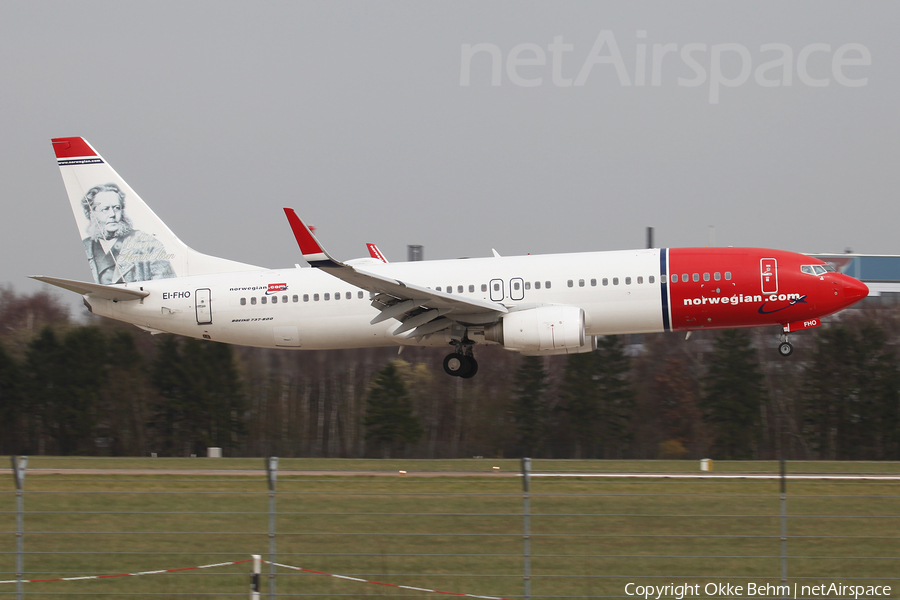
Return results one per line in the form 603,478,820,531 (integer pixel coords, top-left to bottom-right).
1,458,898,599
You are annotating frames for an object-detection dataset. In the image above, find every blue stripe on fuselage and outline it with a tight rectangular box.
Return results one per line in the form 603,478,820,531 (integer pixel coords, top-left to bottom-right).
660,249,671,332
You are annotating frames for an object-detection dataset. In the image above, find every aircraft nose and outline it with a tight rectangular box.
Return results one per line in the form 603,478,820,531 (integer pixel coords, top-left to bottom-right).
843,276,869,306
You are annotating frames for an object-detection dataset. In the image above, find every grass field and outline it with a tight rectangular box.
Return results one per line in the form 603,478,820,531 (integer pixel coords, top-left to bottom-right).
1,459,898,599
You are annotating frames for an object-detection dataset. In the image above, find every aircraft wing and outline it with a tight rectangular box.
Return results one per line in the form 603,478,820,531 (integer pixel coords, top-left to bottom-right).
31,276,150,301
283,209,507,338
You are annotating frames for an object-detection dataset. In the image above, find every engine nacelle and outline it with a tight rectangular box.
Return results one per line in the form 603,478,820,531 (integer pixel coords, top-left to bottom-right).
484,305,589,353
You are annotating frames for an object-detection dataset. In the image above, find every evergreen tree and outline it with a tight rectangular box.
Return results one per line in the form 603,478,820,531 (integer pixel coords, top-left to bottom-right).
700,329,767,459
25,327,107,455
802,319,900,459
364,360,423,458
559,336,635,458
100,330,154,455
511,355,549,457
150,336,246,456
0,342,23,454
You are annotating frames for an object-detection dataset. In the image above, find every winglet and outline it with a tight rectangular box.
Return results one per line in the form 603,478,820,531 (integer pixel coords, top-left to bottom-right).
283,208,338,267
366,243,389,263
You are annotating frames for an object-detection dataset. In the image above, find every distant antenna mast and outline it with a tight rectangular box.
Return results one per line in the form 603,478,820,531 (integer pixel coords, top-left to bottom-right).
646,226,654,249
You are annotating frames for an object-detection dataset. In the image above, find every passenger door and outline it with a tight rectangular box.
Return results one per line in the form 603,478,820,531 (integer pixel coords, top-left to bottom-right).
195,288,212,324
760,259,778,295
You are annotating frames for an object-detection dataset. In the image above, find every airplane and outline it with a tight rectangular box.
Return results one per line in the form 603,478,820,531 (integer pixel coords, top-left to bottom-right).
34,137,870,378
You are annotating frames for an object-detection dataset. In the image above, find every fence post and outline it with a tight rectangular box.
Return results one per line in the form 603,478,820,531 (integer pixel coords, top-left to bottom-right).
11,456,27,600
251,554,261,600
266,457,278,599
780,458,787,597
522,457,531,600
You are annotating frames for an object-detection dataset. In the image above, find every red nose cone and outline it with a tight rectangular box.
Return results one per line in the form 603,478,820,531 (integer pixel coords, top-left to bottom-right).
843,277,869,306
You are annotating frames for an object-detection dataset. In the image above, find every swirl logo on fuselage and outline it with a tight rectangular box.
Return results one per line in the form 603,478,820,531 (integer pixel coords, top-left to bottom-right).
758,294,808,314
266,283,288,295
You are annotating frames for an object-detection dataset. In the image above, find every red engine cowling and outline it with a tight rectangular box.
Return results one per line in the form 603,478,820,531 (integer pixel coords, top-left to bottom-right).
484,306,589,354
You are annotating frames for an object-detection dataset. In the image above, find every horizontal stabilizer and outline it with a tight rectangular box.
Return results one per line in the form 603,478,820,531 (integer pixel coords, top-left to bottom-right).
30,276,149,301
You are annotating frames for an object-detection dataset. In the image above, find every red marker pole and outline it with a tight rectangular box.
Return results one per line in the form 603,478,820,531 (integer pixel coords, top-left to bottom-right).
251,555,261,600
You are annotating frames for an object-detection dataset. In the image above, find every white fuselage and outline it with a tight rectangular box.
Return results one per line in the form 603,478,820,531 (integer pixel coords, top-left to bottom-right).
92,249,666,349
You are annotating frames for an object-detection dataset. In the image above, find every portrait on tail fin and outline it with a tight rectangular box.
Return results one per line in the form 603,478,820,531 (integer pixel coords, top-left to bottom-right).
80,182,176,284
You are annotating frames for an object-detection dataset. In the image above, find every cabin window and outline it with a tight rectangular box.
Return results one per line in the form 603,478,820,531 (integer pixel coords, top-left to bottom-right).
591,279,597,286
545,281,551,289
458,285,464,293
613,277,619,285
481,284,488,292
671,274,678,283
714,272,721,281
682,274,689,282
579,279,585,287
271,296,278,304
649,275,655,284
469,285,475,293
436,287,441,292
725,272,732,280
334,292,340,300
525,282,531,290
494,283,501,291
358,291,364,299
293,295,298,302
324,293,330,301
567,280,574,288
801,265,814,275
692,273,699,282
303,294,309,302
603,278,609,286
261,296,267,304
703,273,710,281
513,281,521,291
446,286,452,294
250,297,257,305
283,295,288,303
535,281,541,289
240,298,246,306
813,265,827,275
314,294,319,301
637,276,643,284
625,277,632,285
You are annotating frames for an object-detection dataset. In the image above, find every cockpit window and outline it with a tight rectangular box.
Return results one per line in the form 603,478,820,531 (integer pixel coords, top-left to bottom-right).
802,264,837,275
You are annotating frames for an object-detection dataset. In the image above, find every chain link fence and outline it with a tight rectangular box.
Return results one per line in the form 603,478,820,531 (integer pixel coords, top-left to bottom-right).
2,458,898,599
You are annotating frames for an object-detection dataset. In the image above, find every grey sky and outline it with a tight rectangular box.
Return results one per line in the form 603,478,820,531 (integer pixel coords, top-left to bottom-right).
2,2,898,313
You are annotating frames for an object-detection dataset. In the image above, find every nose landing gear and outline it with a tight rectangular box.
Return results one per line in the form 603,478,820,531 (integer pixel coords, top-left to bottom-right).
778,332,793,357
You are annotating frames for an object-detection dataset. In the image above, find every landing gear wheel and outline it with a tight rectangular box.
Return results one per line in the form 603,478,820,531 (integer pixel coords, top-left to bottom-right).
778,342,794,357
443,353,472,377
460,357,478,379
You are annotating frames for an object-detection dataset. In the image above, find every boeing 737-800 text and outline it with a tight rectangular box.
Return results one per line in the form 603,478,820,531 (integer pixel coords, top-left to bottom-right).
34,137,869,378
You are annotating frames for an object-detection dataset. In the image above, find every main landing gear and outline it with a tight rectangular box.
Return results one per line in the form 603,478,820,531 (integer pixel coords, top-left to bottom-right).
443,341,478,378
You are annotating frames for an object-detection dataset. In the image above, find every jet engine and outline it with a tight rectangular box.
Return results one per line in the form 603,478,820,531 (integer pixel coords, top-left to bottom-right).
483,305,593,355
